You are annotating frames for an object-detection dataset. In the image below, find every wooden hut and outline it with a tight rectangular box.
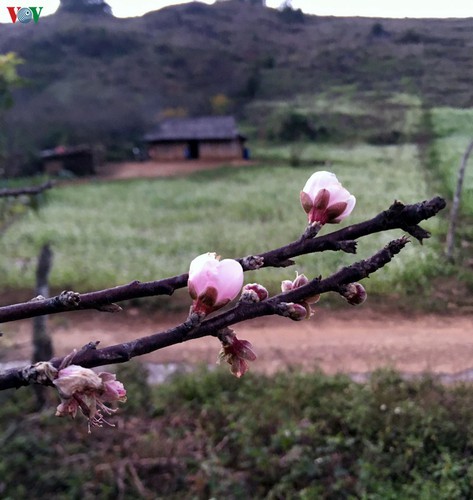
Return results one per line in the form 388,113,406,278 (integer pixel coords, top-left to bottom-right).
40,145,96,176
144,116,247,161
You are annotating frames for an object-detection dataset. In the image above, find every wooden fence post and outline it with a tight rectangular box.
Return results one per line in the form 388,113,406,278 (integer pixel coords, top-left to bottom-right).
32,243,53,408
445,139,473,261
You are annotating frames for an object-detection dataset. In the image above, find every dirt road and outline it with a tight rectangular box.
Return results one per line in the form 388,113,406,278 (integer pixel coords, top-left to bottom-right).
96,159,253,180
2,306,473,378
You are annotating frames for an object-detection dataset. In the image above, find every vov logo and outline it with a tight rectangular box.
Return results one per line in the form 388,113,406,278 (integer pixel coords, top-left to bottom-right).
7,7,43,23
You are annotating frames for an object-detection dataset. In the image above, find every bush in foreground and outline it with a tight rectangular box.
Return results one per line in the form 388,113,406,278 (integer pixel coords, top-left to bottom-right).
2,366,473,499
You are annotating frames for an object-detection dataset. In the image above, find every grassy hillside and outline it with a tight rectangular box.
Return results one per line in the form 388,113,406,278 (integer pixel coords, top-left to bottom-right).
1,1,473,165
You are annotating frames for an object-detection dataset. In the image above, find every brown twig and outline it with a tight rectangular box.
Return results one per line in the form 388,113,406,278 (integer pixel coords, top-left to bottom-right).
0,180,54,198
0,236,412,391
0,197,446,324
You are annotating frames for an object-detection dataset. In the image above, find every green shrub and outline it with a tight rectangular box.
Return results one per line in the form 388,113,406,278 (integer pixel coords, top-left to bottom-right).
2,368,473,498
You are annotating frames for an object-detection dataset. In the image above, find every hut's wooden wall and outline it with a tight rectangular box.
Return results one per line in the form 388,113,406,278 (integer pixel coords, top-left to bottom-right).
148,139,243,161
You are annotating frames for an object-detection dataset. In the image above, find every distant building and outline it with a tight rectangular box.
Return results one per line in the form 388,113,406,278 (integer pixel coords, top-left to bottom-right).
40,145,96,176
144,116,247,161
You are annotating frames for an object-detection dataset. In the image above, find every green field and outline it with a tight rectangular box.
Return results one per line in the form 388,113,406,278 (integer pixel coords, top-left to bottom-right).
0,140,444,305
430,107,473,211
2,93,467,307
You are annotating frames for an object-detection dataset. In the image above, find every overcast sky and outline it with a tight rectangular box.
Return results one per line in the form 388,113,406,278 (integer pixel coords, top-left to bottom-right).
1,0,472,23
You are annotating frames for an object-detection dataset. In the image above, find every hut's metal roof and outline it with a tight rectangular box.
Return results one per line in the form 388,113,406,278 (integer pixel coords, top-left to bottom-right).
144,116,244,142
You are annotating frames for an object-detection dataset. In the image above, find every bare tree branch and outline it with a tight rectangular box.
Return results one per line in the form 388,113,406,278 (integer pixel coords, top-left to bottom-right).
0,180,54,198
256,197,445,268
0,237,409,391
445,139,473,261
0,196,446,324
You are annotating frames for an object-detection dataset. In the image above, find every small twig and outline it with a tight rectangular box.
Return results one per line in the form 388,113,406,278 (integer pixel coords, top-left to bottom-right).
126,460,152,499
445,138,473,260
0,180,54,198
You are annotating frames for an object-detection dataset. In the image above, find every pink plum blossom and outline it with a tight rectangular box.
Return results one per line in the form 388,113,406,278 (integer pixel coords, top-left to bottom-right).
53,364,127,431
281,271,311,293
99,372,127,401
53,365,103,399
300,171,356,225
188,252,244,315
218,331,257,378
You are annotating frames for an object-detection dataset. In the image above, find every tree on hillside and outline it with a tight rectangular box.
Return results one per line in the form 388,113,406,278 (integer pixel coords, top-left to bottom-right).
0,53,24,112
58,0,113,16
217,0,267,5
0,53,24,177
210,93,231,115
278,0,305,23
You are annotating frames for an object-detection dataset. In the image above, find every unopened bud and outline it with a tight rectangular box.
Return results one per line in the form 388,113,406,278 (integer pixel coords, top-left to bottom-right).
241,254,264,270
188,252,244,315
301,171,356,225
280,302,310,321
293,272,310,288
339,282,367,306
281,279,294,293
240,283,269,303
281,271,310,293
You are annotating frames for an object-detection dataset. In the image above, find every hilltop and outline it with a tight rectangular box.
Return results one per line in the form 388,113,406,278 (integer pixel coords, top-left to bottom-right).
1,1,472,164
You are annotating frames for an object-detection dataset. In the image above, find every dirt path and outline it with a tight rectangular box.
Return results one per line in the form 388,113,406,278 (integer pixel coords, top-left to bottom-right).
2,307,473,377
97,159,253,180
